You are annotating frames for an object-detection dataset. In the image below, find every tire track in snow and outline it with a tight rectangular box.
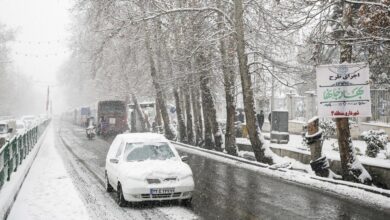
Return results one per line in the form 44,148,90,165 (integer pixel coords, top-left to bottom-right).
57,128,168,220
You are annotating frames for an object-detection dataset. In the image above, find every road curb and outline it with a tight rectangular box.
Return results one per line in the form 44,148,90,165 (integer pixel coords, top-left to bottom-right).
173,141,390,198
172,141,270,168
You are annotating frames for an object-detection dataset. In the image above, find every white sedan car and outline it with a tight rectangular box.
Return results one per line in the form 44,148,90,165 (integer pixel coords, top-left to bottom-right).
16,120,26,135
105,133,194,206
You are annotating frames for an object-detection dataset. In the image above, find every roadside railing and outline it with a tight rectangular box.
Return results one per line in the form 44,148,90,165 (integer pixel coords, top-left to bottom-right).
0,119,51,190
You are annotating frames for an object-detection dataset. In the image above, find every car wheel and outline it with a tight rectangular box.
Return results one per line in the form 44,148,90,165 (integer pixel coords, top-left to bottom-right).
117,183,127,207
181,197,192,207
105,173,113,192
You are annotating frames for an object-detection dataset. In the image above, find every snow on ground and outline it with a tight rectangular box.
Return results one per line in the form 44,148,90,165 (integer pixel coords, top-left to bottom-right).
58,123,199,220
363,121,390,128
7,126,90,220
0,124,49,219
237,132,390,169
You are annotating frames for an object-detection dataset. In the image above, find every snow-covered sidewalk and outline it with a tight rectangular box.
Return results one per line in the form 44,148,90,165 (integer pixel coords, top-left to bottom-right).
7,127,90,220
237,132,390,169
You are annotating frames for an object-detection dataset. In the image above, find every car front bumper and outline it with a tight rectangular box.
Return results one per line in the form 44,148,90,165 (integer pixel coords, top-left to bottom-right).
121,179,194,202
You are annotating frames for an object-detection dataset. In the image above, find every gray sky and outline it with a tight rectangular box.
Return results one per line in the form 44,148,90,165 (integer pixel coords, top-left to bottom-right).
0,0,73,114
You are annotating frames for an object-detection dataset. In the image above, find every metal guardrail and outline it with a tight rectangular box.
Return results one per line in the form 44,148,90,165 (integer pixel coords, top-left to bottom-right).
0,119,51,190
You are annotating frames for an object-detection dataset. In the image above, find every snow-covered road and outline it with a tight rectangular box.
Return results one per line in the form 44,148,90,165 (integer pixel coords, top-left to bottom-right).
55,120,198,220
8,121,198,220
8,120,390,220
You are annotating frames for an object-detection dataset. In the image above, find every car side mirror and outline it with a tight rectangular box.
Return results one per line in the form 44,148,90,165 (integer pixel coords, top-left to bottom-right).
110,158,119,164
8,128,13,133
181,155,189,162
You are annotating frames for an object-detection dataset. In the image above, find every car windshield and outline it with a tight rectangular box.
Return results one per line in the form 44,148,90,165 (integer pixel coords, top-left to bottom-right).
124,142,175,162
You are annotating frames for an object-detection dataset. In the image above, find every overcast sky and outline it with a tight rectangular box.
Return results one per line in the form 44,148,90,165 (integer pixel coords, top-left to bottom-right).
0,0,73,114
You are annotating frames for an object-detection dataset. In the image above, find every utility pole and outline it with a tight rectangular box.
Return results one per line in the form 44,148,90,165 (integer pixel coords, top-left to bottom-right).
46,86,50,115
50,100,53,116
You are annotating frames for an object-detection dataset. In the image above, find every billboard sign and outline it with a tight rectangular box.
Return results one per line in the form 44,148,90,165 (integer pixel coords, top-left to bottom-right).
316,63,371,118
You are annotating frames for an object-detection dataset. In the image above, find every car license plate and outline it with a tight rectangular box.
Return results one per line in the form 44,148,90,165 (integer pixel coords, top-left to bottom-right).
150,188,175,194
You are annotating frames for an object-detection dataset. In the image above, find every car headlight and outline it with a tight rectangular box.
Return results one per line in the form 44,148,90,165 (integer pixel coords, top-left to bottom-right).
124,176,145,183
179,174,193,181
182,191,192,197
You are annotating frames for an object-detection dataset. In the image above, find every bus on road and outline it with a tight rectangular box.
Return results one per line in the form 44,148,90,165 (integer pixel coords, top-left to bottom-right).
97,100,128,136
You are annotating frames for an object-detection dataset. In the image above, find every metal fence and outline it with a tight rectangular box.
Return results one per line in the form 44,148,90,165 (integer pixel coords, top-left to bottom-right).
0,119,50,189
371,89,390,123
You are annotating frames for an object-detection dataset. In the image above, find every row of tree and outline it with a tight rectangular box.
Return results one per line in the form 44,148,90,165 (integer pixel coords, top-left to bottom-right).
61,0,390,184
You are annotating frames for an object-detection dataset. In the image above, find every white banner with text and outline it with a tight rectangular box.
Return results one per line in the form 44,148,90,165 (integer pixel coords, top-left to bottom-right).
316,63,371,118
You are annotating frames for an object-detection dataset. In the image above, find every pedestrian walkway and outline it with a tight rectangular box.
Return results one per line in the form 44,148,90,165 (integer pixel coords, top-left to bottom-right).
7,127,90,220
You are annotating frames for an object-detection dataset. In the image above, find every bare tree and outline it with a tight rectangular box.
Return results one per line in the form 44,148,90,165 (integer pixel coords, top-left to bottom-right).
233,0,273,163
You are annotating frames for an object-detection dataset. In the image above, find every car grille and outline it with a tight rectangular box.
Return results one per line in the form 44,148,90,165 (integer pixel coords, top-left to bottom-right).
141,194,151,199
172,192,181,197
152,193,171,198
146,179,161,184
146,177,177,184
140,192,182,199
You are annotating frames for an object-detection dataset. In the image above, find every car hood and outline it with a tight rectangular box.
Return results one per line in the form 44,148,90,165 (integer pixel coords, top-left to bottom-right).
119,159,192,180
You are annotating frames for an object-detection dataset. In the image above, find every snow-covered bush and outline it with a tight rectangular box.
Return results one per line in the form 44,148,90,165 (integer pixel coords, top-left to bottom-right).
385,147,390,160
361,130,388,158
319,119,336,139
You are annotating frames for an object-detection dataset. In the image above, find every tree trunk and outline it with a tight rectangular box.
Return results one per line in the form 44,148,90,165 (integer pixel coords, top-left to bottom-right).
165,27,187,141
144,19,175,140
233,0,272,163
185,87,195,145
199,52,223,151
307,118,322,161
336,2,371,184
155,97,162,133
169,4,188,143
197,51,214,149
192,82,203,146
223,41,238,156
173,88,187,142
131,94,148,132
306,117,330,177
217,0,237,155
